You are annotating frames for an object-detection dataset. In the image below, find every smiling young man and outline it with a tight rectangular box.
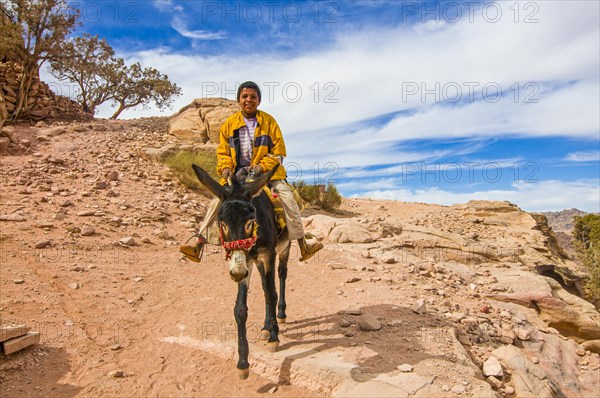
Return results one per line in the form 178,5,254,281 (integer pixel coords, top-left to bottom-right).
180,81,323,263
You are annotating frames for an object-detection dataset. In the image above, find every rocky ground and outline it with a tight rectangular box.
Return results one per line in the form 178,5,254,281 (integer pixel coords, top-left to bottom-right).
0,119,599,397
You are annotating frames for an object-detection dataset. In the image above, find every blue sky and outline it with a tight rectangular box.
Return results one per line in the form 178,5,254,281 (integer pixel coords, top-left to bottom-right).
43,1,599,212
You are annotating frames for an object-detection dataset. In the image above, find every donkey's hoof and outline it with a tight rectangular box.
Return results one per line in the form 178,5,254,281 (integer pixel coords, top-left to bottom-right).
277,317,287,324
267,341,279,352
238,367,250,380
260,329,270,340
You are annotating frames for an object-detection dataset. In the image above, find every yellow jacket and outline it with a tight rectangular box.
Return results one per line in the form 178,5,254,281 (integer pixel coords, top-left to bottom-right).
217,110,288,183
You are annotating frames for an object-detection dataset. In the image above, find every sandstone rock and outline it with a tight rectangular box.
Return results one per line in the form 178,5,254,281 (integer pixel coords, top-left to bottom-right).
329,223,375,243
81,226,95,236
397,363,413,372
358,314,382,331
486,271,600,342
412,299,426,314
492,345,553,398
483,356,503,377
0,137,10,154
168,98,238,143
108,370,128,378
486,376,502,389
35,240,51,249
0,214,25,221
120,237,136,246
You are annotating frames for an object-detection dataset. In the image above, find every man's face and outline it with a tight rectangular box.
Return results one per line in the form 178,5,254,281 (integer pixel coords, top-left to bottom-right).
238,88,260,116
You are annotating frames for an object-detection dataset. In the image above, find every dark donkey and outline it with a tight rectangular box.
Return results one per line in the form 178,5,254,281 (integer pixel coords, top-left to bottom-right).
191,163,291,380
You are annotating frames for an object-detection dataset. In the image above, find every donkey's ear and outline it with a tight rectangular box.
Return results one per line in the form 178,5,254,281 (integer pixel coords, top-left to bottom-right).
243,164,279,199
192,164,226,201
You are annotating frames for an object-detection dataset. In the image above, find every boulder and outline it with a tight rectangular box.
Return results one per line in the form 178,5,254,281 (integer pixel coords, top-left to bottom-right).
168,98,238,143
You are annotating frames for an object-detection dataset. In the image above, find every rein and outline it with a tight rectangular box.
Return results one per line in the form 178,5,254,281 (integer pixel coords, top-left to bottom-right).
219,222,259,260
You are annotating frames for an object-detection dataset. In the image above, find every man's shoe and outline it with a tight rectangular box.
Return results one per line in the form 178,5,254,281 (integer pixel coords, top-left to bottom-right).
298,238,323,262
180,244,202,263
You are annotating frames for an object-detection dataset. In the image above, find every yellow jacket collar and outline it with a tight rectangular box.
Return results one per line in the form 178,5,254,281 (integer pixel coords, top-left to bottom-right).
231,110,265,130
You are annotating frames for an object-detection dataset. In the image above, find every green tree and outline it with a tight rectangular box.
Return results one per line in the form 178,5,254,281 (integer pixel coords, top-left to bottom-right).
48,33,123,115
109,62,182,119
573,214,600,298
0,0,79,119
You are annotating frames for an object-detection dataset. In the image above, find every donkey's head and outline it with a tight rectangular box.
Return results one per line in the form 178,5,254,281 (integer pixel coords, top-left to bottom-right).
192,164,279,282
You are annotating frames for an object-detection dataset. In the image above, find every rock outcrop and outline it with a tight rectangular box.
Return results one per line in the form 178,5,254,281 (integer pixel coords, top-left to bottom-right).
0,62,89,124
167,98,238,143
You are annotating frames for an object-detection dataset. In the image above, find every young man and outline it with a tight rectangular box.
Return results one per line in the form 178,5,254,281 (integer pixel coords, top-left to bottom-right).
180,81,323,262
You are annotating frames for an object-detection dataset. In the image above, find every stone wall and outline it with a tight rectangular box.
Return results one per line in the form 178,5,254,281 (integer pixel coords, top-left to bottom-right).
0,61,90,125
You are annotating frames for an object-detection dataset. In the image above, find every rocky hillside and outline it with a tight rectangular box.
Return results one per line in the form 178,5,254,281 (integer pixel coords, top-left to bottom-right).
541,209,591,234
0,61,89,125
0,118,598,398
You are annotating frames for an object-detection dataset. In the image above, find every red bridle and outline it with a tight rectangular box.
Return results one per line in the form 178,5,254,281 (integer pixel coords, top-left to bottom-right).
219,222,259,260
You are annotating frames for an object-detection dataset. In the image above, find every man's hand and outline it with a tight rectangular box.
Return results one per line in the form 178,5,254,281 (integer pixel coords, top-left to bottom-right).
250,164,264,175
222,168,232,180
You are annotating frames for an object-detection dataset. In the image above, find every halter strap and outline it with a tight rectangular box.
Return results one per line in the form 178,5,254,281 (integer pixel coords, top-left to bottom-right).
219,222,259,260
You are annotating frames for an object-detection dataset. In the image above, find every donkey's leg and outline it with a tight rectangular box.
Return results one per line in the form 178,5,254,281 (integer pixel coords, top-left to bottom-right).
234,280,250,379
257,254,279,351
277,241,291,323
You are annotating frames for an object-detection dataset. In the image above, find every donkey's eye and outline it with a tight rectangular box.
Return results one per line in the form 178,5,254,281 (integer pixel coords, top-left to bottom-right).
244,219,254,234
220,222,229,236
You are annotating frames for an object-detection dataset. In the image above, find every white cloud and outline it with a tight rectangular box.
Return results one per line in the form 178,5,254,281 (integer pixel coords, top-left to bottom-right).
565,151,600,162
353,179,600,213
170,16,227,40
153,0,173,12
108,1,598,139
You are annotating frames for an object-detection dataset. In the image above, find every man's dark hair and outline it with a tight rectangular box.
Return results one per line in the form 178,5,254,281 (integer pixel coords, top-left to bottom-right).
237,81,261,102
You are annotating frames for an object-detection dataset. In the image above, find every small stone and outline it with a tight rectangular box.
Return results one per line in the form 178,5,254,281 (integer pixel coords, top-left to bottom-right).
156,230,171,240
107,170,120,181
499,310,511,319
412,298,426,314
268,386,278,394
451,384,465,395
483,356,503,377
35,221,54,229
14,279,25,284
397,364,413,372
344,309,363,316
110,343,122,350
69,283,80,290
81,226,95,236
344,332,355,337
119,237,136,246
0,214,26,222
35,240,51,249
576,349,586,356
380,255,396,264
531,357,540,364
346,277,361,283
132,276,144,283
358,314,382,331
486,376,502,389
515,327,532,341
505,385,515,395
480,304,492,314
338,319,351,328
108,370,127,378
94,181,108,189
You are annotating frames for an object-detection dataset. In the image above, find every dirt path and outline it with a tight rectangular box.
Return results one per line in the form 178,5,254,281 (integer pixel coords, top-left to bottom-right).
1,119,598,397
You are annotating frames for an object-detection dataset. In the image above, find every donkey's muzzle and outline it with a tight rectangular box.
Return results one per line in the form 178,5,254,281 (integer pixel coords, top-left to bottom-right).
230,268,249,282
